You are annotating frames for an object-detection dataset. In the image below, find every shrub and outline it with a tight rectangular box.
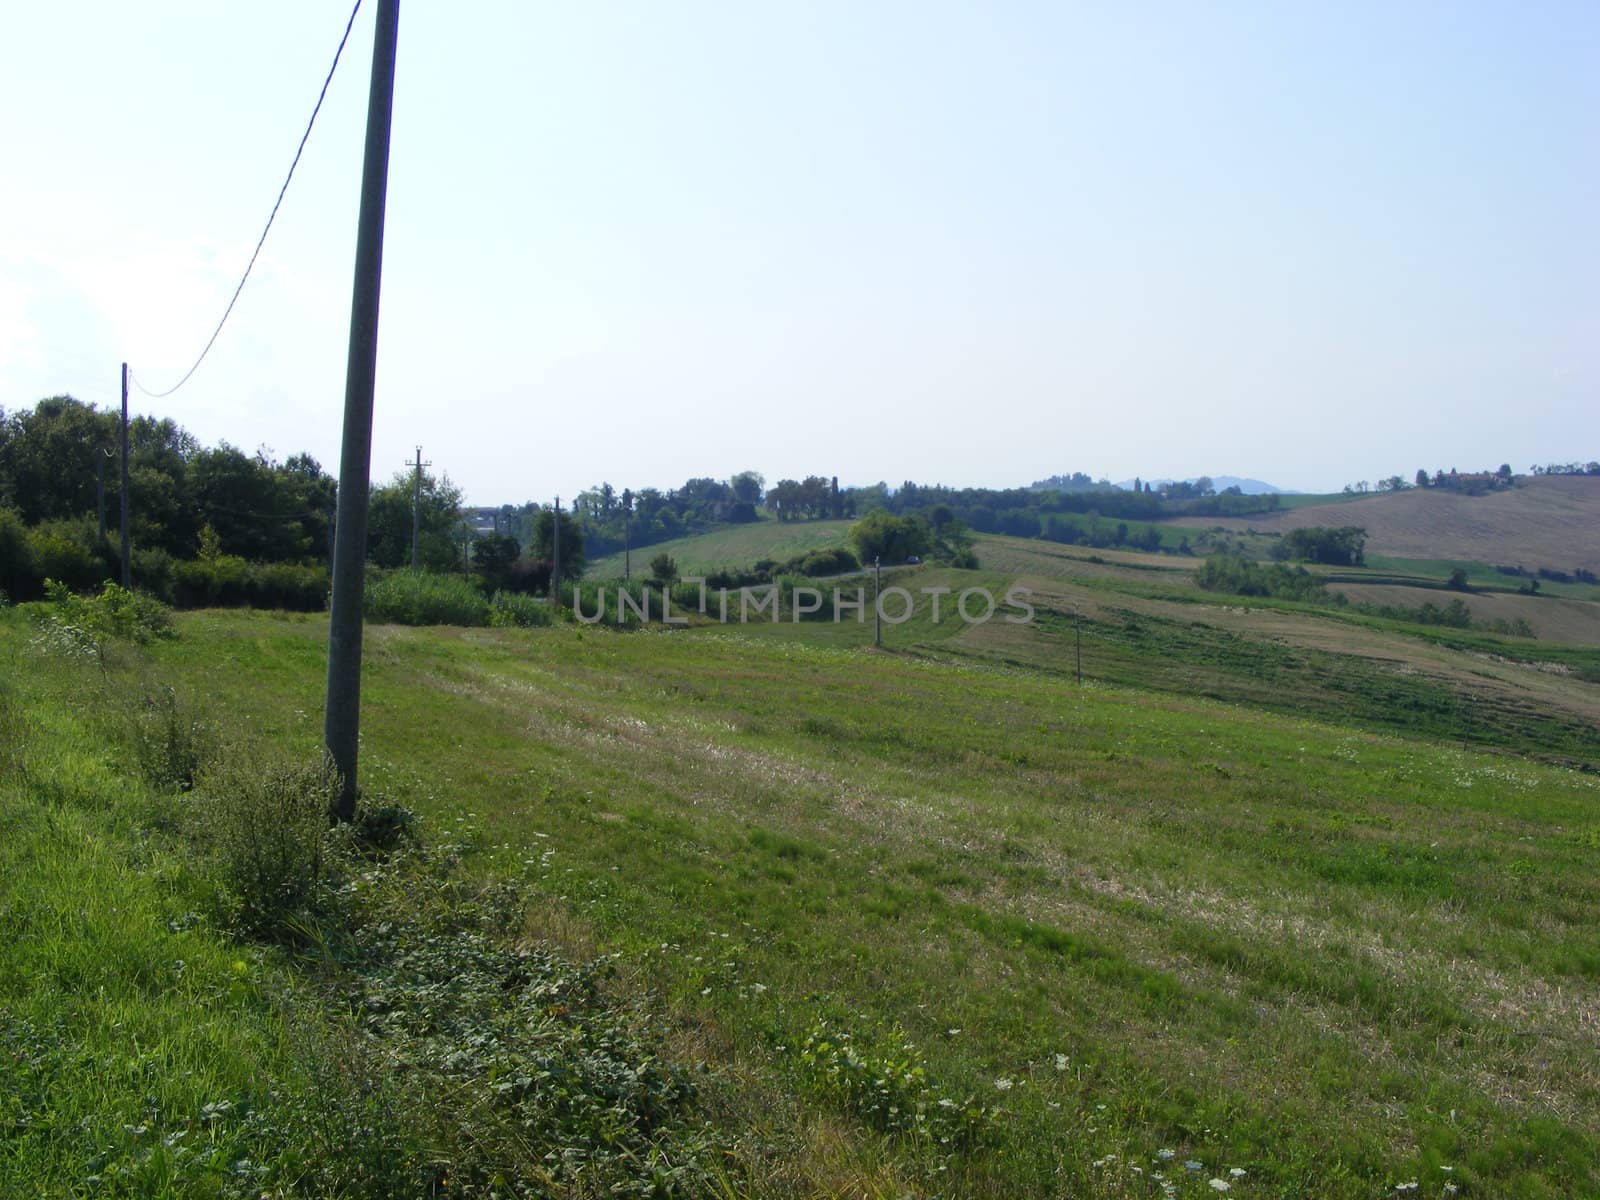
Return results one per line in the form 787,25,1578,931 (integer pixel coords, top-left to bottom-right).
173,557,327,610
34,580,175,662
126,683,213,792
0,506,38,600
28,519,108,593
488,590,552,628
1194,555,1326,602
190,755,338,938
777,546,860,577
364,571,490,626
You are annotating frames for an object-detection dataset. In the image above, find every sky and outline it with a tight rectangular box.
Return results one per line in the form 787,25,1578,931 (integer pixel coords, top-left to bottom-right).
2,1,1595,504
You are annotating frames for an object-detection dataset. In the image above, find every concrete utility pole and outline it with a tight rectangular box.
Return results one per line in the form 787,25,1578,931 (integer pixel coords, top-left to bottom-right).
405,445,430,570
119,363,131,587
551,496,561,603
325,0,401,823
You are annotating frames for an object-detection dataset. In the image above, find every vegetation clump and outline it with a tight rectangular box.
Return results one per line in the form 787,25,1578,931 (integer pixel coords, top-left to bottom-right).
1195,555,1326,601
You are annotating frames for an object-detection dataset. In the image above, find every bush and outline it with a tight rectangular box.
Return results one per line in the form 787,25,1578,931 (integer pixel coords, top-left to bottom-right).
34,580,175,662
488,590,552,628
126,683,213,793
1195,555,1326,602
190,755,338,939
0,506,38,600
364,571,490,626
777,546,860,577
173,557,327,611
28,519,109,593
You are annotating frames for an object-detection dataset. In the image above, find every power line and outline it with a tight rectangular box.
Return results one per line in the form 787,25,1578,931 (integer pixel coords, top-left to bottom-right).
131,0,365,400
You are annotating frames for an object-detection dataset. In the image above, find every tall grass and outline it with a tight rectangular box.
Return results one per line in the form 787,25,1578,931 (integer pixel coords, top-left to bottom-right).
364,570,490,626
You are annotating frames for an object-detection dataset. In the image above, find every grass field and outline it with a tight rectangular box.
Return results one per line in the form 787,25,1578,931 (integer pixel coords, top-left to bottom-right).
6,555,1600,1198
587,519,856,579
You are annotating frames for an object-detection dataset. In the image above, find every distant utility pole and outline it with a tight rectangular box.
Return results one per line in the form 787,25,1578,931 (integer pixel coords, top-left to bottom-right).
405,445,430,570
622,488,632,582
551,496,561,602
874,556,882,647
325,0,402,823
119,363,131,587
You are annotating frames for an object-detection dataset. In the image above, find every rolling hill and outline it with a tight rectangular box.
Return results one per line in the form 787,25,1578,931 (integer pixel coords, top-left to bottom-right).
1174,475,1600,573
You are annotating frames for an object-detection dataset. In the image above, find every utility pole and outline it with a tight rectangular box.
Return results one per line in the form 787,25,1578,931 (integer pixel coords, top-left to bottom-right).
551,495,561,604
622,488,632,582
405,445,430,570
119,363,131,587
324,0,401,823
874,556,881,647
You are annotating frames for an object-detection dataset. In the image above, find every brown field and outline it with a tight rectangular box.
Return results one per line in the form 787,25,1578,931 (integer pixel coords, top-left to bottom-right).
1331,583,1600,646
1174,476,1600,572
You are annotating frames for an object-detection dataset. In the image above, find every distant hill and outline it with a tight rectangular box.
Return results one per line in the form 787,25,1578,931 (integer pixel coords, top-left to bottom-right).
1179,475,1600,573
1113,476,1293,495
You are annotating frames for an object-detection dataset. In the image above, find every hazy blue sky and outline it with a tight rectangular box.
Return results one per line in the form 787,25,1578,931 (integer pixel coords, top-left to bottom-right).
2,1,1595,503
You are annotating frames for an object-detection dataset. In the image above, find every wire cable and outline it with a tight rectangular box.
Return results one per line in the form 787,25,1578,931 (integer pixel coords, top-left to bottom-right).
132,0,364,399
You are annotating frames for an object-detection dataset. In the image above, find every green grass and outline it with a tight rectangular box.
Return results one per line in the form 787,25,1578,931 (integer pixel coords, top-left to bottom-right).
1364,555,1600,601
8,531,1600,1198
587,518,855,579
37,604,1588,1198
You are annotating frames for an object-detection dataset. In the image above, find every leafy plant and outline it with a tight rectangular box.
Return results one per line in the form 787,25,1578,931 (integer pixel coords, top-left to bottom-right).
189,755,338,939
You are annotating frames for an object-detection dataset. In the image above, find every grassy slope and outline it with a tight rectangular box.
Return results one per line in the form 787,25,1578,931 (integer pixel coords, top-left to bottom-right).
100,606,1600,1199
586,518,856,579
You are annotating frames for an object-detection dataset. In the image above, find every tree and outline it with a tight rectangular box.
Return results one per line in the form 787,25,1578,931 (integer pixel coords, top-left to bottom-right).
648,553,678,588
1283,526,1367,566
367,469,463,570
472,533,521,592
850,511,931,565
1415,469,1429,489
529,508,585,584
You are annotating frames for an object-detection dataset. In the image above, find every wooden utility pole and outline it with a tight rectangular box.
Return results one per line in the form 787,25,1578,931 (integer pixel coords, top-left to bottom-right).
405,445,430,570
119,363,131,587
325,0,401,822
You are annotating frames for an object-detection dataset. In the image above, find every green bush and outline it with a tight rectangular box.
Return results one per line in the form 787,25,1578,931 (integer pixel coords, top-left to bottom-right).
364,571,490,626
488,589,552,628
28,518,110,593
34,580,175,661
125,683,213,793
190,755,338,939
173,556,327,611
1195,555,1326,602
0,506,37,600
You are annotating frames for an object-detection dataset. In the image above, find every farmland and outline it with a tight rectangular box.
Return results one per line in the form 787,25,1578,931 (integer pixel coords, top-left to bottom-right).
5,523,1600,1197
1174,476,1600,576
